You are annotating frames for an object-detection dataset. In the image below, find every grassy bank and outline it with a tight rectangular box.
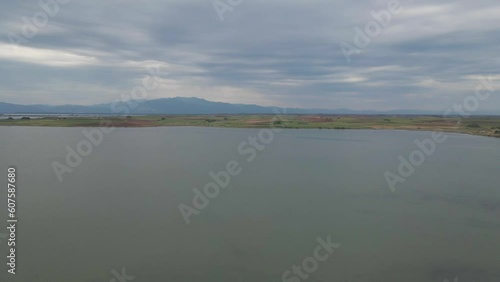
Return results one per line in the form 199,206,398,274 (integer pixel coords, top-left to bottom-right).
1,115,500,138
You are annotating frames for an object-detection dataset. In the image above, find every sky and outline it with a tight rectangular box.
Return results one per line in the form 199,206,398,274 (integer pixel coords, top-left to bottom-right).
0,0,499,111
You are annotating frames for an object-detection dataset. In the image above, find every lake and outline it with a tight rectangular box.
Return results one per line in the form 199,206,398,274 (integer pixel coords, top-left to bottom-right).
0,127,499,282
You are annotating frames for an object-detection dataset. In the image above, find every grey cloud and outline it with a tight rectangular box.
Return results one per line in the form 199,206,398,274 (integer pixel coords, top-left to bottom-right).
0,0,499,110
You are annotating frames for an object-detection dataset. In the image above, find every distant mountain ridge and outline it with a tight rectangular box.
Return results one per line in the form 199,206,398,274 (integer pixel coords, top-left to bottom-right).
0,97,497,115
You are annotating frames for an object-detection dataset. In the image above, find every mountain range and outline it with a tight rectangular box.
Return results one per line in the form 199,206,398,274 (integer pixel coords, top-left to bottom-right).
0,97,497,115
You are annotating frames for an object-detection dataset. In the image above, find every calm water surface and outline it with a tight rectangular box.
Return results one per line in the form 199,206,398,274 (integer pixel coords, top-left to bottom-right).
0,127,499,282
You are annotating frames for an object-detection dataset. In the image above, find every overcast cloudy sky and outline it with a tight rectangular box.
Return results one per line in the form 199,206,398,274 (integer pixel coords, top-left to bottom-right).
1,0,499,111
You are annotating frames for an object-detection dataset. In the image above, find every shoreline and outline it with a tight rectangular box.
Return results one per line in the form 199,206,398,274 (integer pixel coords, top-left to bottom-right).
1,115,499,139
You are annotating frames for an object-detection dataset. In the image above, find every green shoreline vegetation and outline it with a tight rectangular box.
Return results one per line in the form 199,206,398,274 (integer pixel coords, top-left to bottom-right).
1,114,500,138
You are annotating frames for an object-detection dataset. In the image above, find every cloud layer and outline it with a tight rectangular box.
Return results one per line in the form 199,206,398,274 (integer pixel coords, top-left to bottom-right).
1,0,499,111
